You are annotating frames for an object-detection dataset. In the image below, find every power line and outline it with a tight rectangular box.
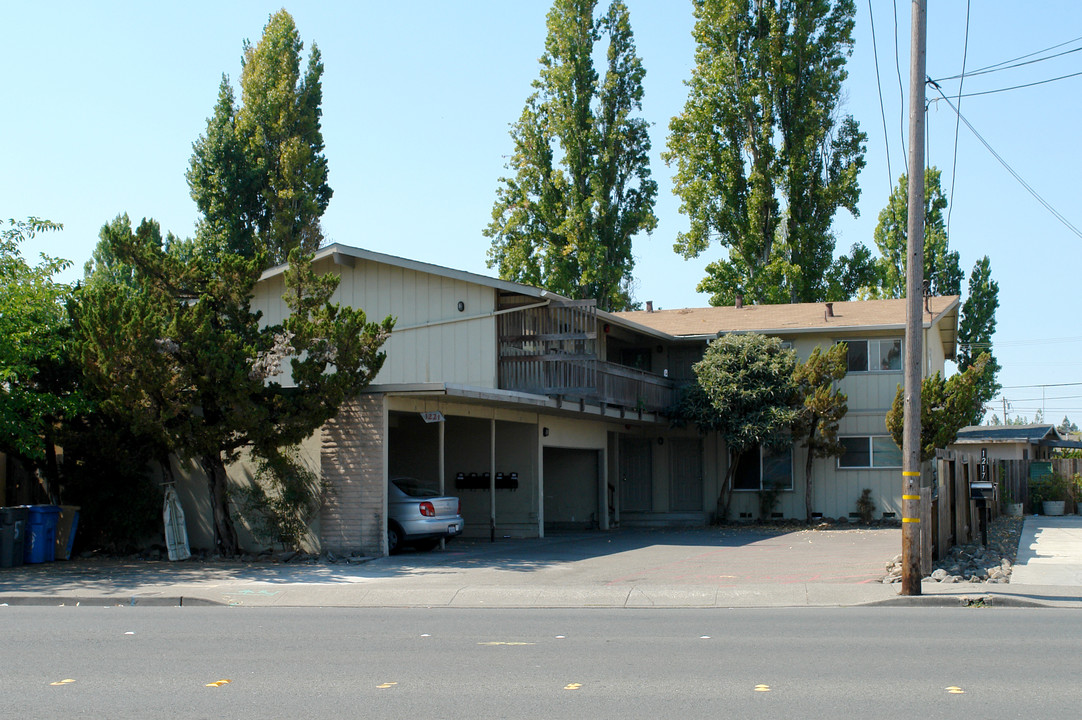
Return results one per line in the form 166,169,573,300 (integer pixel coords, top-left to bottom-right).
933,69,1082,100
999,382,1082,390
961,335,1082,348
946,0,970,240
892,0,907,176
929,85,1082,241
933,38,1082,82
867,0,894,195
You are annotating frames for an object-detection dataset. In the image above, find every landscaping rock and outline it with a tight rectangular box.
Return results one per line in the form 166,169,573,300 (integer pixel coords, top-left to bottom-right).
880,515,1024,585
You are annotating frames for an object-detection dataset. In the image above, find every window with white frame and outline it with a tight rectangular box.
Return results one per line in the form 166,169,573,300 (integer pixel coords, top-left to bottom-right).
734,444,793,491
838,436,902,468
844,339,903,372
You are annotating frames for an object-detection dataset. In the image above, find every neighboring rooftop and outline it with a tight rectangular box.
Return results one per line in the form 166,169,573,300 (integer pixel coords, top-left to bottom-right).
615,296,959,337
954,424,1064,445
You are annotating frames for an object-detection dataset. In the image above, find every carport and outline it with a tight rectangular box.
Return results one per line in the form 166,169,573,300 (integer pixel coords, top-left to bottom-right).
387,404,542,540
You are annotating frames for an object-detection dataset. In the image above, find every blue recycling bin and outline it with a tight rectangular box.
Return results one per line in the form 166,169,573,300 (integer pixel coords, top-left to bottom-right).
23,505,60,564
1,506,28,568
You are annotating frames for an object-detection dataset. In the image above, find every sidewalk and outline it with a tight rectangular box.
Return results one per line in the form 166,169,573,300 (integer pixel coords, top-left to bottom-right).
1,523,1080,609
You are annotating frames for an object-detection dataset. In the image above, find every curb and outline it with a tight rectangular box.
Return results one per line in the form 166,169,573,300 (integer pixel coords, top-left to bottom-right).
865,593,1046,608
0,596,223,607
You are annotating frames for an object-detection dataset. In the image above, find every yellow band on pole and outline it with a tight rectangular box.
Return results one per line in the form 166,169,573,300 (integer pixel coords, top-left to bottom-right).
902,471,921,477
902,518,920,523
902,495,920,500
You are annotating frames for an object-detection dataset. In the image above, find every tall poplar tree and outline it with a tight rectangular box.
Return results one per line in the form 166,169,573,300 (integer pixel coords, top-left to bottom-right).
665,0,866,306
485,0,657,312
187,10,330,266
871,167,962,298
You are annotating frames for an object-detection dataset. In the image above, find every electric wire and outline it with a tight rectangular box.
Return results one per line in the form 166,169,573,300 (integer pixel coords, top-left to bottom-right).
929,85,1082,241
892,0,907,176
931,70,1082,100
946,0,970,240
867,0,894,195
932,39,1082,82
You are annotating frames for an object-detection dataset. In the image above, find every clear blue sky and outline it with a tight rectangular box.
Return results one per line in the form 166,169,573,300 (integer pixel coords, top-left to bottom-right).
3,1,1080,423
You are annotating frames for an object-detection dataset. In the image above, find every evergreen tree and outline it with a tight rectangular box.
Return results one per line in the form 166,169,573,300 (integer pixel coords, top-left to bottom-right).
486,0,657,312
74,224,392,557
871,167,962,298
792,343,849,524
885,354,991,462
957,256,1000,425
664,0,867,306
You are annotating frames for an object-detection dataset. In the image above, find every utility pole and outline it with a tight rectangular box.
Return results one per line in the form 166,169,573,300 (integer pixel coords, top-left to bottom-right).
901,0,928,596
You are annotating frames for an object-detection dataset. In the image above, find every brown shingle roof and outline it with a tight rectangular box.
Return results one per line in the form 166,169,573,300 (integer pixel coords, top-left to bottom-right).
613,296,960,338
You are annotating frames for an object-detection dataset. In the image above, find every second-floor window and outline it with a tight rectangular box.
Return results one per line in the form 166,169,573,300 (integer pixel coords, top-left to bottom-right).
845,339,902,372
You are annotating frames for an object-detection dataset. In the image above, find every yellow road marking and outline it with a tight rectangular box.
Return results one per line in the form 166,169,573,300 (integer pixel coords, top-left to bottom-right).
564,683,582,690
205,679,231,688
754,684,771,692
377,682,398,689
50,679,76,686
946,686,965,694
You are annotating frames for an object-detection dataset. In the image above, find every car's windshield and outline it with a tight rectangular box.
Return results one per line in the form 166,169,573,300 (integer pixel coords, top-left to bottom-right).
392,478,440,498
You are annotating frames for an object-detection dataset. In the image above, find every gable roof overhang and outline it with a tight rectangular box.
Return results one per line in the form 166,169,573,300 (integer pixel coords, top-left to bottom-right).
259,243,685,344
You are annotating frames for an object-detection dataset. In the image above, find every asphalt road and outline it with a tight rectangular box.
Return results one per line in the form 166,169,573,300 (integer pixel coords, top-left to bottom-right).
5,606,1081,719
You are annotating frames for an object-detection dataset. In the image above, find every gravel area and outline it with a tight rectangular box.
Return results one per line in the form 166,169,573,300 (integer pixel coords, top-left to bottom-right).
881,515,1024,584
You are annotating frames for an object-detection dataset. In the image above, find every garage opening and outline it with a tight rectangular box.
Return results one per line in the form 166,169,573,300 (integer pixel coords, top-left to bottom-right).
543,447,601,532
389,410,540,539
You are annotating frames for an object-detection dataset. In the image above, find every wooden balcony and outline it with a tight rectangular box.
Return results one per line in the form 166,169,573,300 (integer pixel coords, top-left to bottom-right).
498,353,676,413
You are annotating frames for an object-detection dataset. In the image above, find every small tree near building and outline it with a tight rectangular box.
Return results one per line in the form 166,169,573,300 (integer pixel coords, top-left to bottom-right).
792,343,849,524
885,353,991,462
685,333,799,520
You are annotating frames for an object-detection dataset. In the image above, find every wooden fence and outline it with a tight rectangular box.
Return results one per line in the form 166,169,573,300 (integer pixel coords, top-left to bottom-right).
928,453,1082,566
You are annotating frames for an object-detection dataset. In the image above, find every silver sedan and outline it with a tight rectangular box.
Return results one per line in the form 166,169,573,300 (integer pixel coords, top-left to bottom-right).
387,477,464,553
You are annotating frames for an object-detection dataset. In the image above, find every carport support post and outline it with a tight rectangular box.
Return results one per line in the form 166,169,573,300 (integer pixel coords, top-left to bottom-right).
439,415,446,550
490,417,496,542
537,419,545,539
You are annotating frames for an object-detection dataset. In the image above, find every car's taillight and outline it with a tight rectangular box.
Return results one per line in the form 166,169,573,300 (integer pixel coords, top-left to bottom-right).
419,501,435,517
457,499,461,515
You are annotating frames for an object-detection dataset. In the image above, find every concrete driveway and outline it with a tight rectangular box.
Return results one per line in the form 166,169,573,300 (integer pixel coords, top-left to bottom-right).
391,525,900,586
0,526,904,608
1011,515,1082,586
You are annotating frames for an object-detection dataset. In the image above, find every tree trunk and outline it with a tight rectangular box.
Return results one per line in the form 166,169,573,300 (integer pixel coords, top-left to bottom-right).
716,450,741,522
201,452,238,557
804,445,815,524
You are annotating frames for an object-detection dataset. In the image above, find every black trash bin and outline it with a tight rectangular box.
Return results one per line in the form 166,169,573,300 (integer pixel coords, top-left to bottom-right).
0,506,29,568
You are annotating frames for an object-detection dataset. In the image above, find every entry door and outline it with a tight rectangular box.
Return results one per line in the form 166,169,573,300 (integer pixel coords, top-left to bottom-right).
669,438,703,511
620,437,653,512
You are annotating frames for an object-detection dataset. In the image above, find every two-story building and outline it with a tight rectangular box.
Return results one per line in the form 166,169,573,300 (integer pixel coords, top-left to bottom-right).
174,244,959,556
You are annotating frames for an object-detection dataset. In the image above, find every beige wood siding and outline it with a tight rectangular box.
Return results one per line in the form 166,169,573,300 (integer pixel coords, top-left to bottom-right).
253,257,499,387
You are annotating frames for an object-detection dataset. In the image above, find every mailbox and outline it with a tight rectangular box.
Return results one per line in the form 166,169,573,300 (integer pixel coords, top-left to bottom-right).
970,479,996,502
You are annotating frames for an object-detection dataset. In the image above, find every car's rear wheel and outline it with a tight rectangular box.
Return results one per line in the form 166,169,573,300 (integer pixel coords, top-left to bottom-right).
387,522,404,554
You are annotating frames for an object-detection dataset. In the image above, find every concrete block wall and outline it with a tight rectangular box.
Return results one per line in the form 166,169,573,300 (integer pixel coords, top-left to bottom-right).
321,395,385,556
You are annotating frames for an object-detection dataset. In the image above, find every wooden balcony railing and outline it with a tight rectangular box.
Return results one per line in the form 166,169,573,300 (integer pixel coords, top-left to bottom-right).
498,354,676,412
